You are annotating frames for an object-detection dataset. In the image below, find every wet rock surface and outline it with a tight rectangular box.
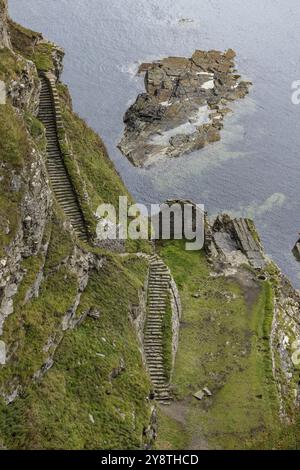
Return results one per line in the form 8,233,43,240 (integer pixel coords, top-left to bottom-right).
292,240,300,261
119,49,251,167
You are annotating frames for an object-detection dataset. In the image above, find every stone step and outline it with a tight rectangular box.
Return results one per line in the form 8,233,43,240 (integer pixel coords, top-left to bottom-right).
145,346,163,351
152,381,167,386
148,366,165,372
149,276,170,280
152,377,167,383
151,378,167,384
50,175,70,180
146,354,164,358
150,268,169,271
148,285,168,289
151,272,169,276
148,364,165,370
151,271,169,276
148,303,166,306
57,202,79,208
150,265,169,269
145,337,163,342
70,218,84,224
148,366,165,371
47,163,66,168
53,189,76,195
155,394,170,400
48,171,67,177
144,338,163,342
155,395,171,401
148,305,166,309
47,155,64,159
149,367,165,372
50,177,67,183
54,194,77,201
148,302,166,306
154,386,170,392
148,296,166,299
47,163,66,172
153,385,170,391
48,167,67,171
145,342,163,347
53,191,76,197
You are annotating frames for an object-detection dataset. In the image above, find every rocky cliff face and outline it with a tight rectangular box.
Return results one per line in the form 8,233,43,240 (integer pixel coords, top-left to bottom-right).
0,1,10,49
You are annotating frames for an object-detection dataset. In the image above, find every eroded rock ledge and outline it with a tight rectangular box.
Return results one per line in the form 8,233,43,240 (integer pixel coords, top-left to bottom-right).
119,49,251,167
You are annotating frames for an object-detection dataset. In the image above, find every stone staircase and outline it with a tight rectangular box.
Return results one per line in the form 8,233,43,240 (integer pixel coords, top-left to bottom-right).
38,73,88,242
144,254,172,405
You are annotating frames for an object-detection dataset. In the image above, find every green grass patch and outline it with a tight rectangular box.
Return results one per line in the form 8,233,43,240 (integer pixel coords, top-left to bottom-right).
155,240,286,450
155,408,189,450
0,256,152,449
0,47,25,81
8,21,55,72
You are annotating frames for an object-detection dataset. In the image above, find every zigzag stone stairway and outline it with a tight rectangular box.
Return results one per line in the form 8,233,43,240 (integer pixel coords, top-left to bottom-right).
144,254,172,405
38,73,88,242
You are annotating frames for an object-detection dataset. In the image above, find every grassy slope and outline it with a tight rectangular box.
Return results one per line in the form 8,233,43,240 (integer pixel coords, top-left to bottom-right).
0,47,25,81
0,255,151,450
155,240,287,450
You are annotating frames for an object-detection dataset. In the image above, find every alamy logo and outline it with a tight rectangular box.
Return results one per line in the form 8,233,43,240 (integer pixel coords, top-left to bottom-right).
0,80,6,105
96,197,205,251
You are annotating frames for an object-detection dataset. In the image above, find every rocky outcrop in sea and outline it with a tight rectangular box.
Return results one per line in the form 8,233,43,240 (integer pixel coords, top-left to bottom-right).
119,49,251,167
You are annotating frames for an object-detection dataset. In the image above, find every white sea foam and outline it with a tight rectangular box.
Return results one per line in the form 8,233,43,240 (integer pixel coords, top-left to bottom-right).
149,105,211,146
